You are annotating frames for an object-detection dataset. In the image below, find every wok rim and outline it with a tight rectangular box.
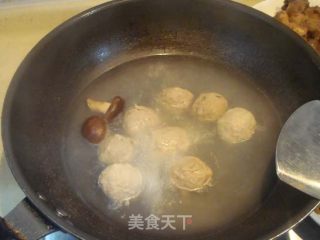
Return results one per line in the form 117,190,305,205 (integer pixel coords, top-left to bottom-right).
2,0,320,239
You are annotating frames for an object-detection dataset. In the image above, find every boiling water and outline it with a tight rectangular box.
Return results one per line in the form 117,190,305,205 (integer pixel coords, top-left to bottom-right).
64,55,281,234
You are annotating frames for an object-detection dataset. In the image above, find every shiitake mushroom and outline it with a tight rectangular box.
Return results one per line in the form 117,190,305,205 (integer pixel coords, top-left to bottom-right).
82,96,124,144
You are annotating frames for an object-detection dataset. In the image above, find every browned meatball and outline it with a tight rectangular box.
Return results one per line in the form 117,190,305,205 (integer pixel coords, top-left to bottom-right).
171,156,213,192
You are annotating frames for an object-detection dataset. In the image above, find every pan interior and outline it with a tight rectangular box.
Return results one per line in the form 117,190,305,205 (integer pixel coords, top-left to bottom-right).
63,54,281,234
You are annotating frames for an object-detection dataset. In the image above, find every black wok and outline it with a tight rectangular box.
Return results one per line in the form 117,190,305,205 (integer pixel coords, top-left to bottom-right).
2,0,320,239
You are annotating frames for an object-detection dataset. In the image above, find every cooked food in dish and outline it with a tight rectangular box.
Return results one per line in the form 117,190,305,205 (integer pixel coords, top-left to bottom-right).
87,98,111,114
152,126,191,154
170,156,213,192
98,163,143,204
217,107,257,144
156,87,194,114
99,134,135,164
82,96,125,143
192,92,228,122
275,0,320,54
123,105,161,136
315,206,320,214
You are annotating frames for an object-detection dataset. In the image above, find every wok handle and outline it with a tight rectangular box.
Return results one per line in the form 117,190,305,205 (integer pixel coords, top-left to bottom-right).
2,198,56,240
0,217,15,240
294,216,320,240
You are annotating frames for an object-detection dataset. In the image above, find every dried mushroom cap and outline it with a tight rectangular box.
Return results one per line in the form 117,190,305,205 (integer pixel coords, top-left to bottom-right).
171,156,213,192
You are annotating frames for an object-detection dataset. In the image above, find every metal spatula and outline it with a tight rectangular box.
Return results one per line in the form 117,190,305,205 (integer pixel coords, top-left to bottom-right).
276,100,320,200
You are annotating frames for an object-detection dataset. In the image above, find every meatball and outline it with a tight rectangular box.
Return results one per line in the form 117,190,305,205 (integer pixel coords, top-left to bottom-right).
217,107,257,144
152,126,190,154
123,105,161,136
98,164,143,204
192,92,228,122
156,87,194,114
99,134,134,164
170,156,213,192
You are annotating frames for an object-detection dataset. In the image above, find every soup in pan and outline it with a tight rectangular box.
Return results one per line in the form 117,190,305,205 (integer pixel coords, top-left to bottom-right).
64,55,281,233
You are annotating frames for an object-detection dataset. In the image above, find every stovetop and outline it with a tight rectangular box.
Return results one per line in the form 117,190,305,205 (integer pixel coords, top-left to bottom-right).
0,1,319,239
